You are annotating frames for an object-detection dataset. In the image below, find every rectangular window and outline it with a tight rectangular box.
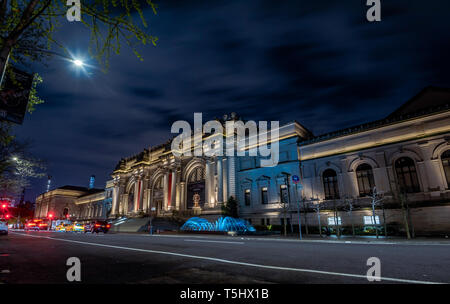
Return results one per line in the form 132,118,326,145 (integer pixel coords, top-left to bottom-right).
266,218,270,225
261,218,265,226
327,217,342,226
280,184,289,204
364,216,380,225
261,187,268,204
244,189,251,206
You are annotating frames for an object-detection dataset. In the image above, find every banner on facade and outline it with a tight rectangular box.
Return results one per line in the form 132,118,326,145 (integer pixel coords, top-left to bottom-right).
0,66,33,124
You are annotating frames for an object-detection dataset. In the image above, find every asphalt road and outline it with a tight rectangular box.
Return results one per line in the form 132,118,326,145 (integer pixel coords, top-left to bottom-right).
0,231,449,284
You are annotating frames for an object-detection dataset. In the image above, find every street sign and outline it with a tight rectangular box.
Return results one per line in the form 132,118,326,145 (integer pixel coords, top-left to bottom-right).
0,67,33,124
292,175,300,184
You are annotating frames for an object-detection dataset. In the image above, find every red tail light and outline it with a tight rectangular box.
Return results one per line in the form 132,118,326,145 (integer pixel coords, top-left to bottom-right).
106,224,111,228
95,224,100,227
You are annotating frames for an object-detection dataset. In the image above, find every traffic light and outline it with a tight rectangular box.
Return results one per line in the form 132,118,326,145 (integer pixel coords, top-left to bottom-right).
1,203,7,209
48,213,54,219
5,214,10,219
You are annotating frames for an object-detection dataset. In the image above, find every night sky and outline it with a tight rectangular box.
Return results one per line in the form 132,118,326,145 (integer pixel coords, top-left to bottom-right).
14,0,450,201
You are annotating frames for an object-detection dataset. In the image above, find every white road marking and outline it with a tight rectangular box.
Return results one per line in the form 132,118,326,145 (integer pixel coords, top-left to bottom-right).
1,270,10,274
148,234,450,246
12,232,444,284
184,239,244,245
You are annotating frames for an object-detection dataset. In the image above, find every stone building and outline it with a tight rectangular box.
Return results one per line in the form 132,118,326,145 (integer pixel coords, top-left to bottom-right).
34,181,113,222
296,86,450,235
109,87,450,235
38,87,450,235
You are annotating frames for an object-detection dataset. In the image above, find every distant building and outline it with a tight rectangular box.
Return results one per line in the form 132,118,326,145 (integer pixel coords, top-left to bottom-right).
34,182,113,221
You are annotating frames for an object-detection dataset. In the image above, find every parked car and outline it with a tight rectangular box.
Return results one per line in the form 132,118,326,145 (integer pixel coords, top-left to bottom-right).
71,222,84,232
0,220,8,235
55,223,66,232
25,219,48,231
85,221,111,233
63,224,74,232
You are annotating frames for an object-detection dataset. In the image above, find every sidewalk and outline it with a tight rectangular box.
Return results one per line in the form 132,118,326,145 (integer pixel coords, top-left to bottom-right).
245,234,450,245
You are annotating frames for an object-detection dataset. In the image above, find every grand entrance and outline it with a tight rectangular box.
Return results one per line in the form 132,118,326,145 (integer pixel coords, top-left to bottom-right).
186,166,206,209
127,185,135,213
152,176,164,215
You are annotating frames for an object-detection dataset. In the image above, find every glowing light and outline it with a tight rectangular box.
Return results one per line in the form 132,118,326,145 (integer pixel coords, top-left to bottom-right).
73,59,84,67
181,216,256,233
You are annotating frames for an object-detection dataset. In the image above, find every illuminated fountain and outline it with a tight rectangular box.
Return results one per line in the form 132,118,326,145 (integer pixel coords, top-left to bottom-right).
181,216,256,233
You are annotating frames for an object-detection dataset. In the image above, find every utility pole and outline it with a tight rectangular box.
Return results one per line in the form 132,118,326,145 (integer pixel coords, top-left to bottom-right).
281,172,291,237
295,183,302,240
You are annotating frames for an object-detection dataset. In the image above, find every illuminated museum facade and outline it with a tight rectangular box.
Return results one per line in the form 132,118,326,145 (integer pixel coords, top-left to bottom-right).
35,87,450,234
107,87,450,234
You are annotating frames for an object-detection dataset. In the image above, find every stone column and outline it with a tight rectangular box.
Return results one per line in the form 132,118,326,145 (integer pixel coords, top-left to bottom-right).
180,182,186,210
222,158,228,202
217,158,223,205
147,188,152,212
175,169,181,210
121,194,128,215
111,183,119,216
143,177,150,212
134,178,140,213
166,169,176,210
228,156,236,198
163,171,169,210
205,161,212,206
210,160,216,207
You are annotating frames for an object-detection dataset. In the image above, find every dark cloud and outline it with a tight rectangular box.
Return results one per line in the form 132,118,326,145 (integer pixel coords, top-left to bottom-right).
14,0,450,200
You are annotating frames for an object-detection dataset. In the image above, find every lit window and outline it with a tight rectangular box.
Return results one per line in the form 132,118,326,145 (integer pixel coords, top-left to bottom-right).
364,216,380,225
261,187,268,204
244,189,251,206
327,217,342,225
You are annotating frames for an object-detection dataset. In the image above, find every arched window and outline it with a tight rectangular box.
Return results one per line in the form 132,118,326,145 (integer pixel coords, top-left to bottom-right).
395,157,420,193
323,169,340,200
356,164,375,197
153,176,163,190
441,150,450,188
188,167,205,183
